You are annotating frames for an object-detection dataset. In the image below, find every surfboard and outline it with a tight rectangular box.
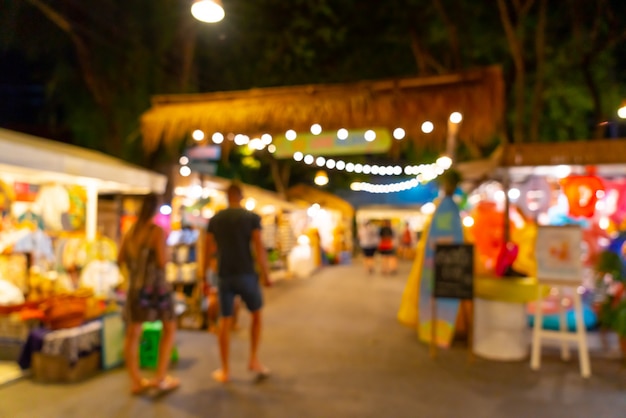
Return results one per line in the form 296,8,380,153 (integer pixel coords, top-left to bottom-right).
416,196,464,347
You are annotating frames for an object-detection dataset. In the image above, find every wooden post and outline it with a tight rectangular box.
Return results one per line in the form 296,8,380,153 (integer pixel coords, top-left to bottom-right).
430,296,437,359
530,283,544,371
464,300,475,363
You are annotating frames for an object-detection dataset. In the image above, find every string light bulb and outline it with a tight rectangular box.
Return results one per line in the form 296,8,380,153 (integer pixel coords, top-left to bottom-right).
393,128,405,140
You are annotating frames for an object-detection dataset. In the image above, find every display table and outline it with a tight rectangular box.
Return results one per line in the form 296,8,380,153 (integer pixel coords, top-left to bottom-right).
473,277,547,361
19,321,103,382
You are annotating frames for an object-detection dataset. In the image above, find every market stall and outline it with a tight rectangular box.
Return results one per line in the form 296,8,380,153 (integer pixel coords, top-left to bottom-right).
286,184,354,269
434,139,626,361
0,128,166,384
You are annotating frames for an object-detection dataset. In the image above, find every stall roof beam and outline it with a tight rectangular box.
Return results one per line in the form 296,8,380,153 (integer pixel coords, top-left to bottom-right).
502,139,626,167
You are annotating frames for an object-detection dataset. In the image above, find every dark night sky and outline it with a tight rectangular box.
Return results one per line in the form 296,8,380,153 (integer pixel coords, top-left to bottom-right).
2,1,626,144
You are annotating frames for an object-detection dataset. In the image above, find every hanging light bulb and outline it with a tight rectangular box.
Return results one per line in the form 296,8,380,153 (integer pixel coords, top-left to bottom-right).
314,170,329,186
191,0,225,23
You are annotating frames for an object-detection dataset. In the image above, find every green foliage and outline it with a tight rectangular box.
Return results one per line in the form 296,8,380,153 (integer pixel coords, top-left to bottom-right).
3,0,626,175
595,250,626,336
596,250,624,282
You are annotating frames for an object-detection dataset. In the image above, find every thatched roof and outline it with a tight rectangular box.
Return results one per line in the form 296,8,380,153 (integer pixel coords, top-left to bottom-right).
141,66,504,157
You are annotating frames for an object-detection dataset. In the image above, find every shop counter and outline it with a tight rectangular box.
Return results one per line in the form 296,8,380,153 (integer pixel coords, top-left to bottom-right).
473,277,547,361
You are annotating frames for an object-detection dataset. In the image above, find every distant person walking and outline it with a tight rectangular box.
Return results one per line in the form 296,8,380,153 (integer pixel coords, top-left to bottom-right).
117,193,179,395
378,219,397,275
204,182,272,383
398,222,413,260
358,220,379,274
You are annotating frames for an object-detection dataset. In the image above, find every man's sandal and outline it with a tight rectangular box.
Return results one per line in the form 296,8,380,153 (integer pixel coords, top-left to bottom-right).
155,376,180,393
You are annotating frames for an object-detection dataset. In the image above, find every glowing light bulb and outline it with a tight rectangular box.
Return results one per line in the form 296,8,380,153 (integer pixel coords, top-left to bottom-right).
286,129,297,141
160,205,172,215
449,112,463,124
337,128,349,140
310,124,322,135
192,129,205,141
212,132,224,144
393,128,405,140
191,0,225,23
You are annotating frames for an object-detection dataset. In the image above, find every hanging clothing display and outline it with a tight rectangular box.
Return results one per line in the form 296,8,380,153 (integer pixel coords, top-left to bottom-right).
79,260,121,298
518,176,552,218
35,184,70,231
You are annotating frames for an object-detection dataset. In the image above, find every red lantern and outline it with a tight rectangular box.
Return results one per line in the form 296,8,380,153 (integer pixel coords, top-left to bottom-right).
560,174,604,218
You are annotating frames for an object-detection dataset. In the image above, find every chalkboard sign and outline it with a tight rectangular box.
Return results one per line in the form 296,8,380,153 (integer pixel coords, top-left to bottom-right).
434,243,474,300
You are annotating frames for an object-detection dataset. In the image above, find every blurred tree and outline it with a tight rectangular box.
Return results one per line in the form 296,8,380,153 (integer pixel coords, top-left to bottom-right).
2,0,199,162
2,0,626,191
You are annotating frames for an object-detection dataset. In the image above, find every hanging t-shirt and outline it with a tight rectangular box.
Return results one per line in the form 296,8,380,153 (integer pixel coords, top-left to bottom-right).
35,184,70,231
80,260,122,297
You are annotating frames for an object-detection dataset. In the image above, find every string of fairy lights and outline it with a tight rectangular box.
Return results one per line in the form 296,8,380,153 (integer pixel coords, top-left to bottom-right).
180,113,462,193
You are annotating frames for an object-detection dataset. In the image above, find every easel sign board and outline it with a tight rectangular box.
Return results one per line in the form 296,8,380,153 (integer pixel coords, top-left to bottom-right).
534,225,583,282
531,225,591,377
434,244,474,300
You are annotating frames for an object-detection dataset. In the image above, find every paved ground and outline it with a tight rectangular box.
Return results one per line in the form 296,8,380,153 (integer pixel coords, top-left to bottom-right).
3,259,626,418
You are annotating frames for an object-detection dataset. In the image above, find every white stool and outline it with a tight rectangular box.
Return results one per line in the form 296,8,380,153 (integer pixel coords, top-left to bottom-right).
473,298,530,361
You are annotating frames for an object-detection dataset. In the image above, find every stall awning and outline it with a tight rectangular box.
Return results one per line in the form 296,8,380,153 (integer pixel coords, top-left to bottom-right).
175,173,305,212
0,128,167,194
287,184,354,218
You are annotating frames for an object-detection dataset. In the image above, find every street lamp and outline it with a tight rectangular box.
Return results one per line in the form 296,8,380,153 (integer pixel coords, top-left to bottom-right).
191,0,225,23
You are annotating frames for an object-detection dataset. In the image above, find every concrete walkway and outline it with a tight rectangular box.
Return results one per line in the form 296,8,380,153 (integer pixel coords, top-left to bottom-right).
2,260,626,418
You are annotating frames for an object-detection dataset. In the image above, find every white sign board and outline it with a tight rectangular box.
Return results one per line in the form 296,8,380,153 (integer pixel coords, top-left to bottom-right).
535,225,583,282
101,313,125,370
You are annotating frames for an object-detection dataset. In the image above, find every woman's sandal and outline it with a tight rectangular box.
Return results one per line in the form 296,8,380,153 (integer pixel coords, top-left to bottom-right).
130,378,152,396
155,375,181,393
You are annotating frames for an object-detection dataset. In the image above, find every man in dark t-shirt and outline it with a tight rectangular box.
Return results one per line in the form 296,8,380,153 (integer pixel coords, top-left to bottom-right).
204,182,272,383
